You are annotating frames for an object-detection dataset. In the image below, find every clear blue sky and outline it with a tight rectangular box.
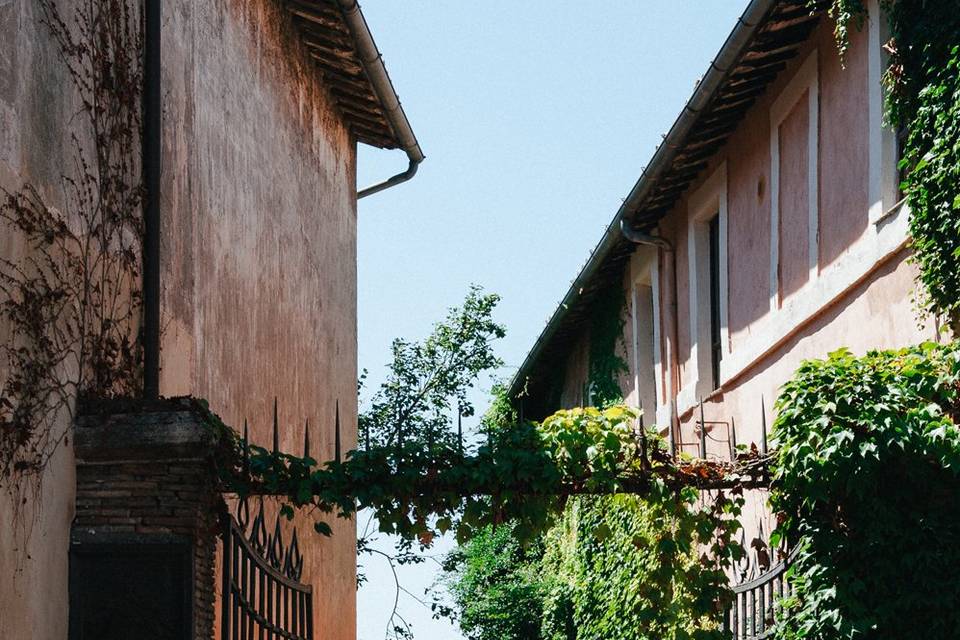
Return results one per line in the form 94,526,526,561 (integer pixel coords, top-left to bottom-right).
354,3,747,638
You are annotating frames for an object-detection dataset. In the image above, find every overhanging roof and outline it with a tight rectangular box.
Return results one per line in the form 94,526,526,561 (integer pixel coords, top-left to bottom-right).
284,0,422,159
509,0,826,417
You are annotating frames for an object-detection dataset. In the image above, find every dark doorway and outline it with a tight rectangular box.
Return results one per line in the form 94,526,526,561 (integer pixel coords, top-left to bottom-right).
69,536,192,640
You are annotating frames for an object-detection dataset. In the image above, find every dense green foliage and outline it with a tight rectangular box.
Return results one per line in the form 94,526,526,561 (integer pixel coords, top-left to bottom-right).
883,1,960,326
446,488,745,640
540,492,741,640
442,288,747,640
224,401,747,545
444,525,545,640
770,343,960,639
587,286,629,408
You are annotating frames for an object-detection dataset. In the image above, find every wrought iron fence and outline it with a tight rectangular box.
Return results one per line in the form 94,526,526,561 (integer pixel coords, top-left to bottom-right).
723,545,796,639
221,497,313,640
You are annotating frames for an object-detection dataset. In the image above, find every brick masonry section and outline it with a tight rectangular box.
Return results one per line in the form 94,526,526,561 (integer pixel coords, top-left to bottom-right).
73,408,225,640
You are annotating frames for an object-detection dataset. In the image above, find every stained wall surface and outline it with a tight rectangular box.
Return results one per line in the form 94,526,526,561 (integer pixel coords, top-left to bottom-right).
550,8,938,549
158,0,359,638
0,1,82,637
0,0,362,638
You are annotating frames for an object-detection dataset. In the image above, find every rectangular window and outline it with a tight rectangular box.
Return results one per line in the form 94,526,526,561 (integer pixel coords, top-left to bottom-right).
769,51,818,308
681,161,727,413
708,215,722,390
869,0,901,221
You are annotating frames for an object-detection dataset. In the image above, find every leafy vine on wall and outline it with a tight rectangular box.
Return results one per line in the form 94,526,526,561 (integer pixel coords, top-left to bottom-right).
0,0,144,482
883,1,960,329
819,0,960,328
770,343,960,639
586,285,628,408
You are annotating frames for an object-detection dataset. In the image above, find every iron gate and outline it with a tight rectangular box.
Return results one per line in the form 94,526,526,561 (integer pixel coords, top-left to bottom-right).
723,545,797,639
221,498,313,640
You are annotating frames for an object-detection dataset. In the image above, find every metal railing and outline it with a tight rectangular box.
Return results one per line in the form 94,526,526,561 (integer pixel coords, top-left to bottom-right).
221,498,313,640
724,547,796,639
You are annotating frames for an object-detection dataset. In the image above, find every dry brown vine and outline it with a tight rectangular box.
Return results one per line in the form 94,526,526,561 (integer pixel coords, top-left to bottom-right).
0,0,144,482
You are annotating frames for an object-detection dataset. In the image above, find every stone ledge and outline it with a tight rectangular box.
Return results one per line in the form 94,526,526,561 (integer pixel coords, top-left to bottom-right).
74,409,212,462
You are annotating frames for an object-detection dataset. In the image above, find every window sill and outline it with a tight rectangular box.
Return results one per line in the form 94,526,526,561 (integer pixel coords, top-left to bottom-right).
717,201,910,391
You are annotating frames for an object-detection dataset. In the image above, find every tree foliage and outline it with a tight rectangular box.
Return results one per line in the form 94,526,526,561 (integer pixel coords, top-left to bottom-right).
359,285,505,454
443,525,545,640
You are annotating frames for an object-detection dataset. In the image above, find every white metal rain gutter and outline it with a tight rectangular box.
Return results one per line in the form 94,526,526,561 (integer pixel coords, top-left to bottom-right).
337,0,425,199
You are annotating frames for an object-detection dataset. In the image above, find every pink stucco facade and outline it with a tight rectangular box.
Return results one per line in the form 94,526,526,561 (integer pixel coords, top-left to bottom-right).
1,1,87,636
0,0,370,638
159,1,359,637
546,4,937,554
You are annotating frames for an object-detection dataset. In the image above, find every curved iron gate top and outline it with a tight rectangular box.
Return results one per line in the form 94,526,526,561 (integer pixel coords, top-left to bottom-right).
221,498,313,640
724,542,799,640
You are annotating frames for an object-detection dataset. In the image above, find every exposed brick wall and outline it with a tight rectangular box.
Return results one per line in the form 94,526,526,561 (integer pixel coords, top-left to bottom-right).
73,409,224,640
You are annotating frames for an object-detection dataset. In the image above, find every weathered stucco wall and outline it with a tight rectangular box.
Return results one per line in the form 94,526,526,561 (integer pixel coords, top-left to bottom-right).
0,1,81,637
667,16,933,433
1,0,361,637
649,14,920,417
555,12,935,453
158,0,358,638
539,10,936,575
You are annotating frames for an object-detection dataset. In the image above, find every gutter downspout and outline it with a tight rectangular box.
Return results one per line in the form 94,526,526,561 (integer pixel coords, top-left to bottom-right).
142,0,161,400
337,0,425,199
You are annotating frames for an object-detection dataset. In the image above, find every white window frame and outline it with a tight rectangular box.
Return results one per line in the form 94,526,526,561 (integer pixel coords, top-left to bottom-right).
769,51,819,311
628,248,665,427
867,0,899,224
710,33,914,388
679,162,728,411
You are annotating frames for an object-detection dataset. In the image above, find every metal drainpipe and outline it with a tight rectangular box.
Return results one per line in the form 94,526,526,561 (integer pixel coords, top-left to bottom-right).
358,156,420,199
143,0,161,400
337,0,424,199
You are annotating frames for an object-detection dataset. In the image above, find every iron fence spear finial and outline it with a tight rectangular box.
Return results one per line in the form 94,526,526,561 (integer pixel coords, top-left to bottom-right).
273,397,280,455
335,399,342,464
303,418,311,459
761,395,768,455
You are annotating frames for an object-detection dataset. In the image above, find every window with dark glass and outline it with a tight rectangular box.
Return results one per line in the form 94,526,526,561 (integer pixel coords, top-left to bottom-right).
708,214,722,390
